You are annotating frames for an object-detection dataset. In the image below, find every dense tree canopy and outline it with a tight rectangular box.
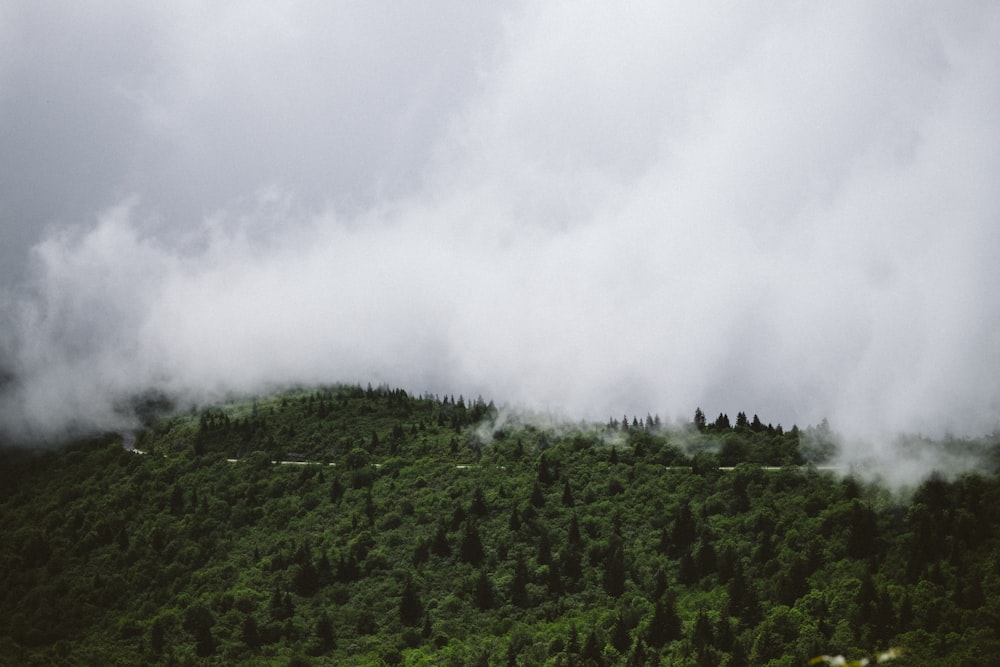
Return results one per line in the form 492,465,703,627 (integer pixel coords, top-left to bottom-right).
1,384,998,665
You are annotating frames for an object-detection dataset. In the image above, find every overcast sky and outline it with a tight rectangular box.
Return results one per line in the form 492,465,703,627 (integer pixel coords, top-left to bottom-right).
2,2,999,447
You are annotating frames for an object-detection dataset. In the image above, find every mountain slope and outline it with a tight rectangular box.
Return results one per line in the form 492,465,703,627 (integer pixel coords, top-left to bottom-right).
1,385,998,665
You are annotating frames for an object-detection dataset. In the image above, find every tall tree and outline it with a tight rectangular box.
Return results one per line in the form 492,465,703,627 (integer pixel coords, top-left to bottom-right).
459,520,485,566
603,543,627,597
510,558,529,608
313,611,336,653
474,569,494,611
646,594,681,648
399,577,423,627
694,407,707,430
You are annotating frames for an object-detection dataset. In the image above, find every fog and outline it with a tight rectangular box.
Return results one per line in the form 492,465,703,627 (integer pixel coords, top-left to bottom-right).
2,3,999,463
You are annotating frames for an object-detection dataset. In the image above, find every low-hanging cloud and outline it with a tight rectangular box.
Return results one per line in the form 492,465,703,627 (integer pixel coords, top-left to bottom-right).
2,2,1000,452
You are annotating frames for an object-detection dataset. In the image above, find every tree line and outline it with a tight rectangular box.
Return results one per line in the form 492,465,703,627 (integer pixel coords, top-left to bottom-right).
0,384,997,665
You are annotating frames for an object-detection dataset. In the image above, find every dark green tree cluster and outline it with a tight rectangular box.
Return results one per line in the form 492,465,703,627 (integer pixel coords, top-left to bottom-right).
0,385,998,665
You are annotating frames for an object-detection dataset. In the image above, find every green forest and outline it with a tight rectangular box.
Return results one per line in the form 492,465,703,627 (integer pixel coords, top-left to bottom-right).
1,384,998,665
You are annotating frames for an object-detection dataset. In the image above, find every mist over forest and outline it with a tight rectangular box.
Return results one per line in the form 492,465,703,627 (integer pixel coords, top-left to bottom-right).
2,3,1000,462
6,5,1000,665
1,385,999,664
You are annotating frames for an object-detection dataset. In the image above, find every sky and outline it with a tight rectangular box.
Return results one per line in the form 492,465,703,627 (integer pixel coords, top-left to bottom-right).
1,2,999,450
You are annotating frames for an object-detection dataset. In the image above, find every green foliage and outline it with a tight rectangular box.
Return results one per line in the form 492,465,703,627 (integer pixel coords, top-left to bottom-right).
1,385,999,664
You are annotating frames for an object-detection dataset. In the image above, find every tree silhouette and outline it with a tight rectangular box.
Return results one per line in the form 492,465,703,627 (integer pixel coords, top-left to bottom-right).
399,577,423,626
459,521,485,566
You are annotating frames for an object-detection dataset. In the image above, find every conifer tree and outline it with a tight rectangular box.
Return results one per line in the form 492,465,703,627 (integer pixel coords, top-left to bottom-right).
646,594,681,648
399,577,423,627
459,520,485,566
603,544,627,597
314,611,335,653
510,558,529,607
474,569,494,611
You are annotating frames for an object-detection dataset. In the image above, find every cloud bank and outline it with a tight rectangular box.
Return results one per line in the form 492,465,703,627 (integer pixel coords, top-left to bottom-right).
2,2,1000,447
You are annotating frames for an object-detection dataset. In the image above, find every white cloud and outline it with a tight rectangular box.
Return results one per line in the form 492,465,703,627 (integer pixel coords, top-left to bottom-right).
1,2,999,452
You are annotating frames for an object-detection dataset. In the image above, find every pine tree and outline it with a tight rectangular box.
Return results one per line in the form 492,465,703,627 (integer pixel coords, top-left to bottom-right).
537,454,554,485
399,577,423,626
170,483,184,515
474,569,494,611
568,514,582,547
537,531,553,565
603,544,627,597
691,609,714,652
510,558,529,607
611,613,631,654
582,628,605,666
508,507,522,532
530,481,546,508
329,477,344,503
646,594,681,648
314,611,336,652
293,558,320,596
694,528,717,577
670,501,697,557
431,522,451,557
470,486,488,516
562,478,575,506
728,561,759,627
626,638,648,667
459,521,485,566
694,407,707,430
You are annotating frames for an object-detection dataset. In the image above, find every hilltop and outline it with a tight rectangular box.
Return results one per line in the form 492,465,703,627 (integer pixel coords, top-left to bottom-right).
1,384,998,665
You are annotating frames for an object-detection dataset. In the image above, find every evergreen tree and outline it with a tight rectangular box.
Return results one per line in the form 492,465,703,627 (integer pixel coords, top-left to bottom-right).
470,486,488,517
627,637,648,667
611,613,631,654
150,616,167,654
694,529,717,578
670,500,697,557
508,506,522,532
691,609,714,652
582,628,604,666
474,569,494,611
293,558,320,596
241,614,260,649
537,454,554,485
170,482,184,515
329,477,344,503
847,500,879,560
459,521,485,566
399,577,423,626
313,611,336,653
568,514,582,547
728,561,759,627
530,481,546,508
183,604,216,657
566,625,581,661
603,544,627,597
510,558,529,607
562,545,583,585
677,552,698,586
546,556,563,595
646,594,681,648
694,407,707,430
537,531,553,565
431,522,451,557
562,478,575,506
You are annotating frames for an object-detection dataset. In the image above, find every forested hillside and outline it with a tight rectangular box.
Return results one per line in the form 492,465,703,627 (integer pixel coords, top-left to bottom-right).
1,385,998,665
